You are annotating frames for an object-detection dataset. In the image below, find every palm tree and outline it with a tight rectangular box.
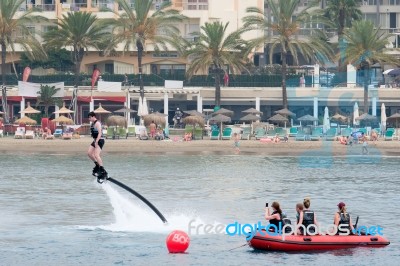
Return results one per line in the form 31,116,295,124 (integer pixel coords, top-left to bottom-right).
324,0,362,73
109,0,186,100
0,0,46,123
43,12,107,88
44,12,108,123
243,0,333,109
36,85,62,118
182,22,249,107
343,20,398,113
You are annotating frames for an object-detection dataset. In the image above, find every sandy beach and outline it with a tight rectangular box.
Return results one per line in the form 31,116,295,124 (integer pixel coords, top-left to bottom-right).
1,136,399,156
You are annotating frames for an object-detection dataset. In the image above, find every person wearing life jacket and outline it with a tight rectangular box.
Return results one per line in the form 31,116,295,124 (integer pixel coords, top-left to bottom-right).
87,111,107,182
265,201,283,231
297,198,318,235
334,202,355,235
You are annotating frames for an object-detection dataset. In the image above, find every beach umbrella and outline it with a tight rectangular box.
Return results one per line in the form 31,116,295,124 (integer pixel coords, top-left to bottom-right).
19,102,40,114
54,102,74,114
143,112,167,127
15,116,37,125
331,113,347,121
114,105,137,114
387,113,400,128
353,102,359,126
239,113,261,122
183,115,205,127
297,114,318,127
213,107,234,117
184,110,205,117
209,114,231,139
94,103,111,114
355,113,377,121
52,115,73,124
268,113,289,127
274,108,295,117
242,107,263,115
323,106,330,133
384,68,400,76
381,103,387,132
106,115,127,127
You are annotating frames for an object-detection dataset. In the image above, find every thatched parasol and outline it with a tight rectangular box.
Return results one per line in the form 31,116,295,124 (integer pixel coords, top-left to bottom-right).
15,116,37,125
242,107,263,115
209,114,231,140
114,105,137,114
298,114,318,122
275,108,295,117
331,113,347,121
52,115,74,124
355,113,377,121
213,108,234,117
54,102,74,114
94,103,111,114
268,113,289,122
184,110,205,117
239,113,261,122
143,112,167,127
387,113,400,127
183,115,205,127
106,115,127,127
19,102,40,114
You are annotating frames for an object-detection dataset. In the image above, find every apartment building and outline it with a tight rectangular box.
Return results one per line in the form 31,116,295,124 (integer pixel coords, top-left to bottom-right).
4,0,264,76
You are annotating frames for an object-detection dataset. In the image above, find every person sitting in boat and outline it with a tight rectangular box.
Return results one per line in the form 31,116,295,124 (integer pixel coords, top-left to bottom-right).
296,203,304,224
297,197,318,235
334,202,355,235
265,201,283,231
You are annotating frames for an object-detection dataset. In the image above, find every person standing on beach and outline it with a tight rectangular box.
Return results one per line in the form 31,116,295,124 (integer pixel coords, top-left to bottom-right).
233,132,240,154
87,111,107,181
362,133,368,155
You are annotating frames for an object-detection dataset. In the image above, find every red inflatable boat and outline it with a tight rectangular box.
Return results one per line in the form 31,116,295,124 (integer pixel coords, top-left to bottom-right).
248,231,390,251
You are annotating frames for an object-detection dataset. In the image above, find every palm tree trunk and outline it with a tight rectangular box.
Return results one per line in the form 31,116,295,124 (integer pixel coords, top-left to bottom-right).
1,43,9,123
137,40,144,100
363,65,370,114
44,105,49,118
281,51,288,109
338,8,345,73
214,67,221,107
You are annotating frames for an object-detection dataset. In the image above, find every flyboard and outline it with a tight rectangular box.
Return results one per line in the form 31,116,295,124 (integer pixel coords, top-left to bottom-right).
99,176,168,224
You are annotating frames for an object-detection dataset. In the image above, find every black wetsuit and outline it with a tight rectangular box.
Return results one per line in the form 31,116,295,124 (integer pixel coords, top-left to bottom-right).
90,120,105,149
337,212,351,234
302,210,316,235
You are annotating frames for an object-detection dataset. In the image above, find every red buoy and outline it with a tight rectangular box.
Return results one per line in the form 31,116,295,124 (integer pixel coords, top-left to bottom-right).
166,230,190,253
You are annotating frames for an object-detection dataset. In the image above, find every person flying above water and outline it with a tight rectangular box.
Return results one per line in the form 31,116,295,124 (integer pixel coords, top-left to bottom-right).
87,111,107,182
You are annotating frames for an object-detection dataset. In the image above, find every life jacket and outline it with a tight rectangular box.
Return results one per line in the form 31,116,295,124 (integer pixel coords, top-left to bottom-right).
269,210,282,229
302,210,316,234
90,120,101,139
337,212,351,234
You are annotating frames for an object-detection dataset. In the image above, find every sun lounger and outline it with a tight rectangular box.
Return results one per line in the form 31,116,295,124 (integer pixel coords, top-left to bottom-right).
255,128,266,140
25,130,35,139
53,129,63,138
310,129,321,141
325,128,337,141
266,129,276,138
241,127,251,140
341,128,352,137
289,127,298,137
221,128,233,140
127,126,136,137
14,127,25,139
210,130,220,140
119,127,127,139
106,127,114,139
138,128,148,140
295,130,306,141
384,128,395,141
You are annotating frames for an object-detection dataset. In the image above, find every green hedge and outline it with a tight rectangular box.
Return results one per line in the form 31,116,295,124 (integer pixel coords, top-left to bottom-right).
3,73,309,87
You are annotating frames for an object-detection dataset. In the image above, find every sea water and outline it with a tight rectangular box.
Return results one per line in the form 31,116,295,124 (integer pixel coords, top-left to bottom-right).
0,154,399,265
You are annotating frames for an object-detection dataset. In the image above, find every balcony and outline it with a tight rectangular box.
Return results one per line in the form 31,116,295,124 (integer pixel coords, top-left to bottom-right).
182,0,208,10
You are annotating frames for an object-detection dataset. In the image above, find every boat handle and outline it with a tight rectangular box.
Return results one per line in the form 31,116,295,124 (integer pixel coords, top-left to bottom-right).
370,238,378,241
303,238,312,241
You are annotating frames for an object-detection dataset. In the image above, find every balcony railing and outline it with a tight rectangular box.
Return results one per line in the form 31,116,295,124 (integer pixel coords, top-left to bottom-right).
182,0,208,10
